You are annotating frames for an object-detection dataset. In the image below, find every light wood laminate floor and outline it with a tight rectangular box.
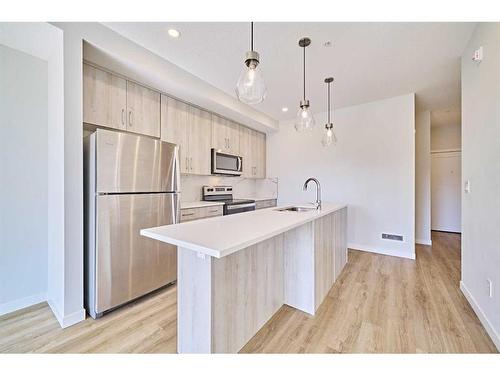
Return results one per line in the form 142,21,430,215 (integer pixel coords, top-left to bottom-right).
0,232,497,353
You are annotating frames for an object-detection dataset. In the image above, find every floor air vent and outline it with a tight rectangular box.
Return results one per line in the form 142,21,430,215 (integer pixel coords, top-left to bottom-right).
382,233,404,241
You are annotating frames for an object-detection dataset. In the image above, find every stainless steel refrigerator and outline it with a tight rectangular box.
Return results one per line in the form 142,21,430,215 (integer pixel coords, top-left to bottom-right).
84,129,180,319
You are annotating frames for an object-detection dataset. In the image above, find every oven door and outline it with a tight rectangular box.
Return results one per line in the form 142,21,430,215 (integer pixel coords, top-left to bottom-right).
211,149,242,176
225,202,256,215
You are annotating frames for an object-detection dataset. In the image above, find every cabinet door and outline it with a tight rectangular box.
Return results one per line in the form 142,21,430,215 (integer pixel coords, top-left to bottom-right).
83,64,126,130
211,114,230,152
126,81,161,138
161,95,189,173
254,131,266,178
188,107,212,175
239,126,254,178
226,120,240,154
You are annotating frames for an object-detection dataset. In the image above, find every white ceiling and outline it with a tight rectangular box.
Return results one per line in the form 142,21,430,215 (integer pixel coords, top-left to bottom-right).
103,22,475,121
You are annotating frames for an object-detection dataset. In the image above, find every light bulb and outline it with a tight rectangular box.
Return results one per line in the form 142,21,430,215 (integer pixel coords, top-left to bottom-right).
294,105,316,131
235,62,266,105
322,126,337,147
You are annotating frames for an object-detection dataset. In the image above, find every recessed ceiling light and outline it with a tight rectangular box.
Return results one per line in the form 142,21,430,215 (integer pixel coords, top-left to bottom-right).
168,29,180,38
282,107,289,112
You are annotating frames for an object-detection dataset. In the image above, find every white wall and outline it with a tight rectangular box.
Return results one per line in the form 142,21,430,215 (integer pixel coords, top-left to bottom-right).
415,111,432,245
0,23,67,321
431,124,461,151
268,93,416,259
460,23,500,350
0,45,48,314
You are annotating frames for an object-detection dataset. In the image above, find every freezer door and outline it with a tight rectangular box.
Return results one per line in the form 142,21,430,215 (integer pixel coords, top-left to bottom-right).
95,129,180,193
94,193,179,314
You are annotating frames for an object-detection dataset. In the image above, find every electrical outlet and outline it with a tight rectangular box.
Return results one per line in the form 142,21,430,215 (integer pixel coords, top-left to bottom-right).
473,46,483,62
464,180,471,194
487,279,493,298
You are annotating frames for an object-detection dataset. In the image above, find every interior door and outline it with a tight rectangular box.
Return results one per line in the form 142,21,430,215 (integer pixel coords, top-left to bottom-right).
95,193,178,314
431,151,461,233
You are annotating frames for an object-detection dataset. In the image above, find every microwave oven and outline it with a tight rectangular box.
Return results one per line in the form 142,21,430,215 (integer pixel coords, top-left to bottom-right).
211,149,243,176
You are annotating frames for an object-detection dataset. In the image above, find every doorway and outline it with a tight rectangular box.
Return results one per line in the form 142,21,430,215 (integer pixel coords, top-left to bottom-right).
431,150,461,233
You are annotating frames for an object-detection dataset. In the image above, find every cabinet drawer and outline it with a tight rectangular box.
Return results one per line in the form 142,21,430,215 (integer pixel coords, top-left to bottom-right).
203,205,223,217
180,208,201,222
255,199,277,210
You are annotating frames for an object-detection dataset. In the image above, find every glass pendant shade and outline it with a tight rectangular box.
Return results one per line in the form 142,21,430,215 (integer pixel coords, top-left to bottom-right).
235,61,266,105
322,126,337,147
294,105,316,131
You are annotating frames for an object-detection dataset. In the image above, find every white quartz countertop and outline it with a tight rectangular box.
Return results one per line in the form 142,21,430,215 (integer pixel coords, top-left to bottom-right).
141,202,346,259
180,201,225,209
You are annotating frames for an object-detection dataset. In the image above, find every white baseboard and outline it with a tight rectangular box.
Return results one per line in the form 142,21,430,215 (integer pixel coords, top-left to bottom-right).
47,299,86,328
416,238,432,246
62,308,86,328
0,292,47,316
348,243,416,260
460,281,500,351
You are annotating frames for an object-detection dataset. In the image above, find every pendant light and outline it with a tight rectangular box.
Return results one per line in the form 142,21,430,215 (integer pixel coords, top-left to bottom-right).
322,77,337,147
295,37,316,131
235,22,266,104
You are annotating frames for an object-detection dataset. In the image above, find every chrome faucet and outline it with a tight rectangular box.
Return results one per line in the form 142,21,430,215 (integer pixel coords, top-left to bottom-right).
303,177,321,210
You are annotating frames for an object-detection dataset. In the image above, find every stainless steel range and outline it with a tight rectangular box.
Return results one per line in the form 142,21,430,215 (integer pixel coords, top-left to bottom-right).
202,186,255,215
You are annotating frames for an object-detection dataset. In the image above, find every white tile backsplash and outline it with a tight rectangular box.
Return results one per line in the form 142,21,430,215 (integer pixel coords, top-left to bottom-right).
180,175,278,202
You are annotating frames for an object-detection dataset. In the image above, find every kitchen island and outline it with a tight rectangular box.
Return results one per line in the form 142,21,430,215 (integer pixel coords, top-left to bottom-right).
141,202,348,353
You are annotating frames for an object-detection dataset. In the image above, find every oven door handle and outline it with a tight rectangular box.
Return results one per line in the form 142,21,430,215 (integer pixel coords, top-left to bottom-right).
226,203,256,210
237,156,242,172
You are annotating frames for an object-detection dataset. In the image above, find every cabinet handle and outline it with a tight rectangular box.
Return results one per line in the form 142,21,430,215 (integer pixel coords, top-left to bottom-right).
182,213,194,217
121,109,125,126
185,157,189,172
128,111,133,127
190,157,193,171
208,209,219,213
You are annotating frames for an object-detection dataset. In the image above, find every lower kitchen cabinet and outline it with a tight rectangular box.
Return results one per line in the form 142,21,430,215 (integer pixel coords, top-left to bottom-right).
180,205,223,223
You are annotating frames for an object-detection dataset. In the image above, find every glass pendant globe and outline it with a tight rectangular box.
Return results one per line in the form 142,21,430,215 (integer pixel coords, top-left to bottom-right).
235,63,266,105
294,106,316,131
321,127,337,147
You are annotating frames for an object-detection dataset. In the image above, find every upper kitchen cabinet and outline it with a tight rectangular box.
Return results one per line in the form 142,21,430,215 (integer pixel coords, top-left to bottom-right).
161,95,189,173
211,114,240,155
83,63,127,131
188,106,212,175
161,96,211,175
239,126,266,178
83,63,161,138
126,81,161,138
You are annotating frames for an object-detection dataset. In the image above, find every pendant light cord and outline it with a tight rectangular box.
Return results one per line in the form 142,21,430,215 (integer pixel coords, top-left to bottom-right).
251,22,254,51
303,45,306,102
328,81,331,125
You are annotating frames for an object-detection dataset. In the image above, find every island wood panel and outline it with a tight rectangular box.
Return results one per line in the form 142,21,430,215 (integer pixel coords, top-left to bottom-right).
211,234,284,353
177,248,212,353
314,213,336,311
283,223,315,314
334,207,348,278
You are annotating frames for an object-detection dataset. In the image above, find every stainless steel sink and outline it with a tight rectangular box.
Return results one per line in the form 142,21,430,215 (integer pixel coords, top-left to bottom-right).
275,206,317,212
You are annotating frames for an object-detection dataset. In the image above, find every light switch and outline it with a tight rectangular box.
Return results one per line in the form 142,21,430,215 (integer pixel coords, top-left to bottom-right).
464,180,471,194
